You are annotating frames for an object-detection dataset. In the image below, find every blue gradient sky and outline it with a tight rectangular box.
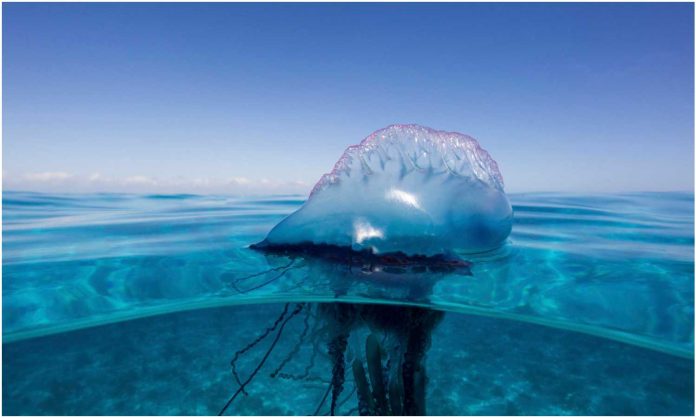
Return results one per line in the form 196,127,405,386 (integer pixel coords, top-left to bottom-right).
3,2,694,194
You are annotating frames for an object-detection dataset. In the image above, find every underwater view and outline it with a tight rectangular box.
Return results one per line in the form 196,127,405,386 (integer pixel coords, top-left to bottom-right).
3,189,694,415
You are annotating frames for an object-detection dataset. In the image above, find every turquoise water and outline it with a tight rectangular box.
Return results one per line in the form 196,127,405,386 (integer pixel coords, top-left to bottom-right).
3,191,694,415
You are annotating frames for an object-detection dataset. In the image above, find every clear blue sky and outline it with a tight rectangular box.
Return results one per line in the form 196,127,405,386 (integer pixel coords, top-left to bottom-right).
3,2,694,194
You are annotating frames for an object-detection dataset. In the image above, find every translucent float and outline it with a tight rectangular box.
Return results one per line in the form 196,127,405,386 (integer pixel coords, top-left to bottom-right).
258,124,513,256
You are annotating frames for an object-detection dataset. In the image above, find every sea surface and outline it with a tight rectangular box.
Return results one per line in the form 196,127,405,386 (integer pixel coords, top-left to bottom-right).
3,191,694,415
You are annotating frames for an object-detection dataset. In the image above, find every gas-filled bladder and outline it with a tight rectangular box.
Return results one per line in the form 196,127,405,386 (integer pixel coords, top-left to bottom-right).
257,124,512,256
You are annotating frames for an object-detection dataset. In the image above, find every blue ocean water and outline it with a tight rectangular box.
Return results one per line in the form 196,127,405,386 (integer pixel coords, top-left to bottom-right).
3,191,694,415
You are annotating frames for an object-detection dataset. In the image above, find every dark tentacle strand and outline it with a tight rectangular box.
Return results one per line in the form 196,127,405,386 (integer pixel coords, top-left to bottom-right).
276,318,326,382
313,382,333,416
400,308,443,416
230,303,290,395
317,381,358,415
235,266,296,294
229,259,295,287
331,385,358,416
271,305,312,378
328,331,349,415
321,303,356,416
219,303,305,416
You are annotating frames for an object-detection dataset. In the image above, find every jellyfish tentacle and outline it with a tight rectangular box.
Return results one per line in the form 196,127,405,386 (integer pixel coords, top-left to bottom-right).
231,259,295,285
314,381,357,416
219,303,305,416
278,373,331,385
400,308,443,416
271,304,312,378
313,382,333,416
323,303,356,416
277,317,326,382
235,263,298,294
229,303,290,395
328,332,349,416
332,384,357,416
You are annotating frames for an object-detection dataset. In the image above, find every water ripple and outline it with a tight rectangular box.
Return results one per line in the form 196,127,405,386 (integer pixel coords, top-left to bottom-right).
2,191,693,358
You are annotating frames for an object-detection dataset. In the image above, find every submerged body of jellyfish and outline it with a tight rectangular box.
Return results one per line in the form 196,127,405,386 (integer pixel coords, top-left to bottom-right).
221,125,512,416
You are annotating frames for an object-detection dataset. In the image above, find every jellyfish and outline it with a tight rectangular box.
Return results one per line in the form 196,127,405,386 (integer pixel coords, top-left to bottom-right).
220,125,511,415
254,124,513,256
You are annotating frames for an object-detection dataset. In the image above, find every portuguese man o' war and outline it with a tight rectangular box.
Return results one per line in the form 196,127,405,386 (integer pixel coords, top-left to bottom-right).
256,124,512,256
222,125,513,416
